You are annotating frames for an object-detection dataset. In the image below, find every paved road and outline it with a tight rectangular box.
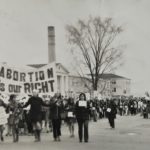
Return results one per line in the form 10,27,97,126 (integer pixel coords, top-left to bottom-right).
1,115,150,150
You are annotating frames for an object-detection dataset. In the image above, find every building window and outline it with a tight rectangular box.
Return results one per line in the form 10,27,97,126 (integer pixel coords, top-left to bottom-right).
112,81,116,84
112,88,116,92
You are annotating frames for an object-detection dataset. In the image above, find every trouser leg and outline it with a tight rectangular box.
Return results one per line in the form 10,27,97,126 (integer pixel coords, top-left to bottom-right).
57,119,61,137
15,127,19,142
52,120,57,139
36,122,41,141
84,120,89,142
0,126,4,141
108,117,112,128
71,123,74,136
109,117,115,128
32,123,37,139
12,125,18,142
77,119,83,142
111,118,115,128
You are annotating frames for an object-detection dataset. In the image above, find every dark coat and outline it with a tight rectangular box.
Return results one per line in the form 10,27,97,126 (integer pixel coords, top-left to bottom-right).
75,100,91,120
23,96,49,122
49,101,63,120
65,102,75,113
107,102,117,119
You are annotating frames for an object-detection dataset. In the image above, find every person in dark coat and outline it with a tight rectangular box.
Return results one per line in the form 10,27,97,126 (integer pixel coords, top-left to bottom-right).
49,94,63,142
107,99,117,129
23,90,49,142
75,93,91,143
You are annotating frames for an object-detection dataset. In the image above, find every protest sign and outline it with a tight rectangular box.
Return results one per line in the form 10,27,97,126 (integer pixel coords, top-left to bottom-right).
79,101,87,107
0,107,8,125
0,62,57,95
68,112,74,117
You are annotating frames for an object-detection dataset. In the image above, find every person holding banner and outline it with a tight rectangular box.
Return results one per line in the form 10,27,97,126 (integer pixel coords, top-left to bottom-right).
0,99,8,142
7,95,23,143
65,98,76,138
23,90,49,142
75,93,91,143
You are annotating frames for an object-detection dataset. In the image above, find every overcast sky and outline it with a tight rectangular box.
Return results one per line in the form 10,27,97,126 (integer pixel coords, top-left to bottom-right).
0,0,150,96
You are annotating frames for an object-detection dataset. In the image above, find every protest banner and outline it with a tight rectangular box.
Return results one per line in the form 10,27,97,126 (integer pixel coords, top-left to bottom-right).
0,62,57,96
0,107,8,125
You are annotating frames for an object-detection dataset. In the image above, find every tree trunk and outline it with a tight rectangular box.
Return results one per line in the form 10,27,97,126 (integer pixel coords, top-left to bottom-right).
93,82,98,91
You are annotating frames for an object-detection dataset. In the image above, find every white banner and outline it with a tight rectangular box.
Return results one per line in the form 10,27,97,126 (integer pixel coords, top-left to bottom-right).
0,107,8,125
0,62,57,95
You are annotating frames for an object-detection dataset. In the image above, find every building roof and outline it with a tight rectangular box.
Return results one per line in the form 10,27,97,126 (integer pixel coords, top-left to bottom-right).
28,63,69,73
56,63,69,73
99,73,130,80
27,64,129,80
28,64,47,68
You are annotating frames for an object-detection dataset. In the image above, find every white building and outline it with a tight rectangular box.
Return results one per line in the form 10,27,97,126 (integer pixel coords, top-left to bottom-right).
29,26,131,98
99,74,131,98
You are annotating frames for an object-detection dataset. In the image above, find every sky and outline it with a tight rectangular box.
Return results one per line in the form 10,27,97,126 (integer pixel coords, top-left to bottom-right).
0,0,150,96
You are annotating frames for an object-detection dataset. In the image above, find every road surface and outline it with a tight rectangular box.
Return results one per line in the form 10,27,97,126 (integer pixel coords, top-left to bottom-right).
0,115,150,150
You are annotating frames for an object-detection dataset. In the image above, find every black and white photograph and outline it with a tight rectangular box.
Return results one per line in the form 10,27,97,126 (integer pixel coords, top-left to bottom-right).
0,0,150,150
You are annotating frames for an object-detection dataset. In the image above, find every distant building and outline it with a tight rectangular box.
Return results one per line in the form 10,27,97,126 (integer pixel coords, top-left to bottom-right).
68,73,131,98
99,74,131,98
29,26,131,98
68,75,91,94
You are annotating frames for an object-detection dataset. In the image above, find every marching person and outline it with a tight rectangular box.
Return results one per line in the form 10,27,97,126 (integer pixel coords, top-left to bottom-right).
49,94,63,142
142,101,148,119
7,95,23,142
91,97,99,122
75,93,91,143
0,99,7,142
129,100,134,115
65,97,76,138
23,90,49,142
107,99,117,129
124,102,129,116
118,99,124,116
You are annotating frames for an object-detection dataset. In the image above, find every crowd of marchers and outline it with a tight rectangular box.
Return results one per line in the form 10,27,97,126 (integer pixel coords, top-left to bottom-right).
0,92,149,144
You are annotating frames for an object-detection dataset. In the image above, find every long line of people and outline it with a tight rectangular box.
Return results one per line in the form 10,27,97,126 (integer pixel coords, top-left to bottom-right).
0,92,149,144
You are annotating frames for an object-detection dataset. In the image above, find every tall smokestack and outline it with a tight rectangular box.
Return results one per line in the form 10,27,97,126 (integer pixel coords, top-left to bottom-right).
48,26,56,63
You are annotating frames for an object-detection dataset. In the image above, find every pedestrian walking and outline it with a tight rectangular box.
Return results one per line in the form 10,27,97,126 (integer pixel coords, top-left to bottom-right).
7,95,23,142
23,90,49,142
49,94,63,142
65,97,76,138
75,93,90,143
107,100,117,129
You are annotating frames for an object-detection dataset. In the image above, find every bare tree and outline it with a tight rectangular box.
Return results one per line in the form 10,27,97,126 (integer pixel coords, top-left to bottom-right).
66,16,124,92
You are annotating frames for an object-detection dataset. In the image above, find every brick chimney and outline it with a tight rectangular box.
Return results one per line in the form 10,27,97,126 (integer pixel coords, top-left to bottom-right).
48,26,56,63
